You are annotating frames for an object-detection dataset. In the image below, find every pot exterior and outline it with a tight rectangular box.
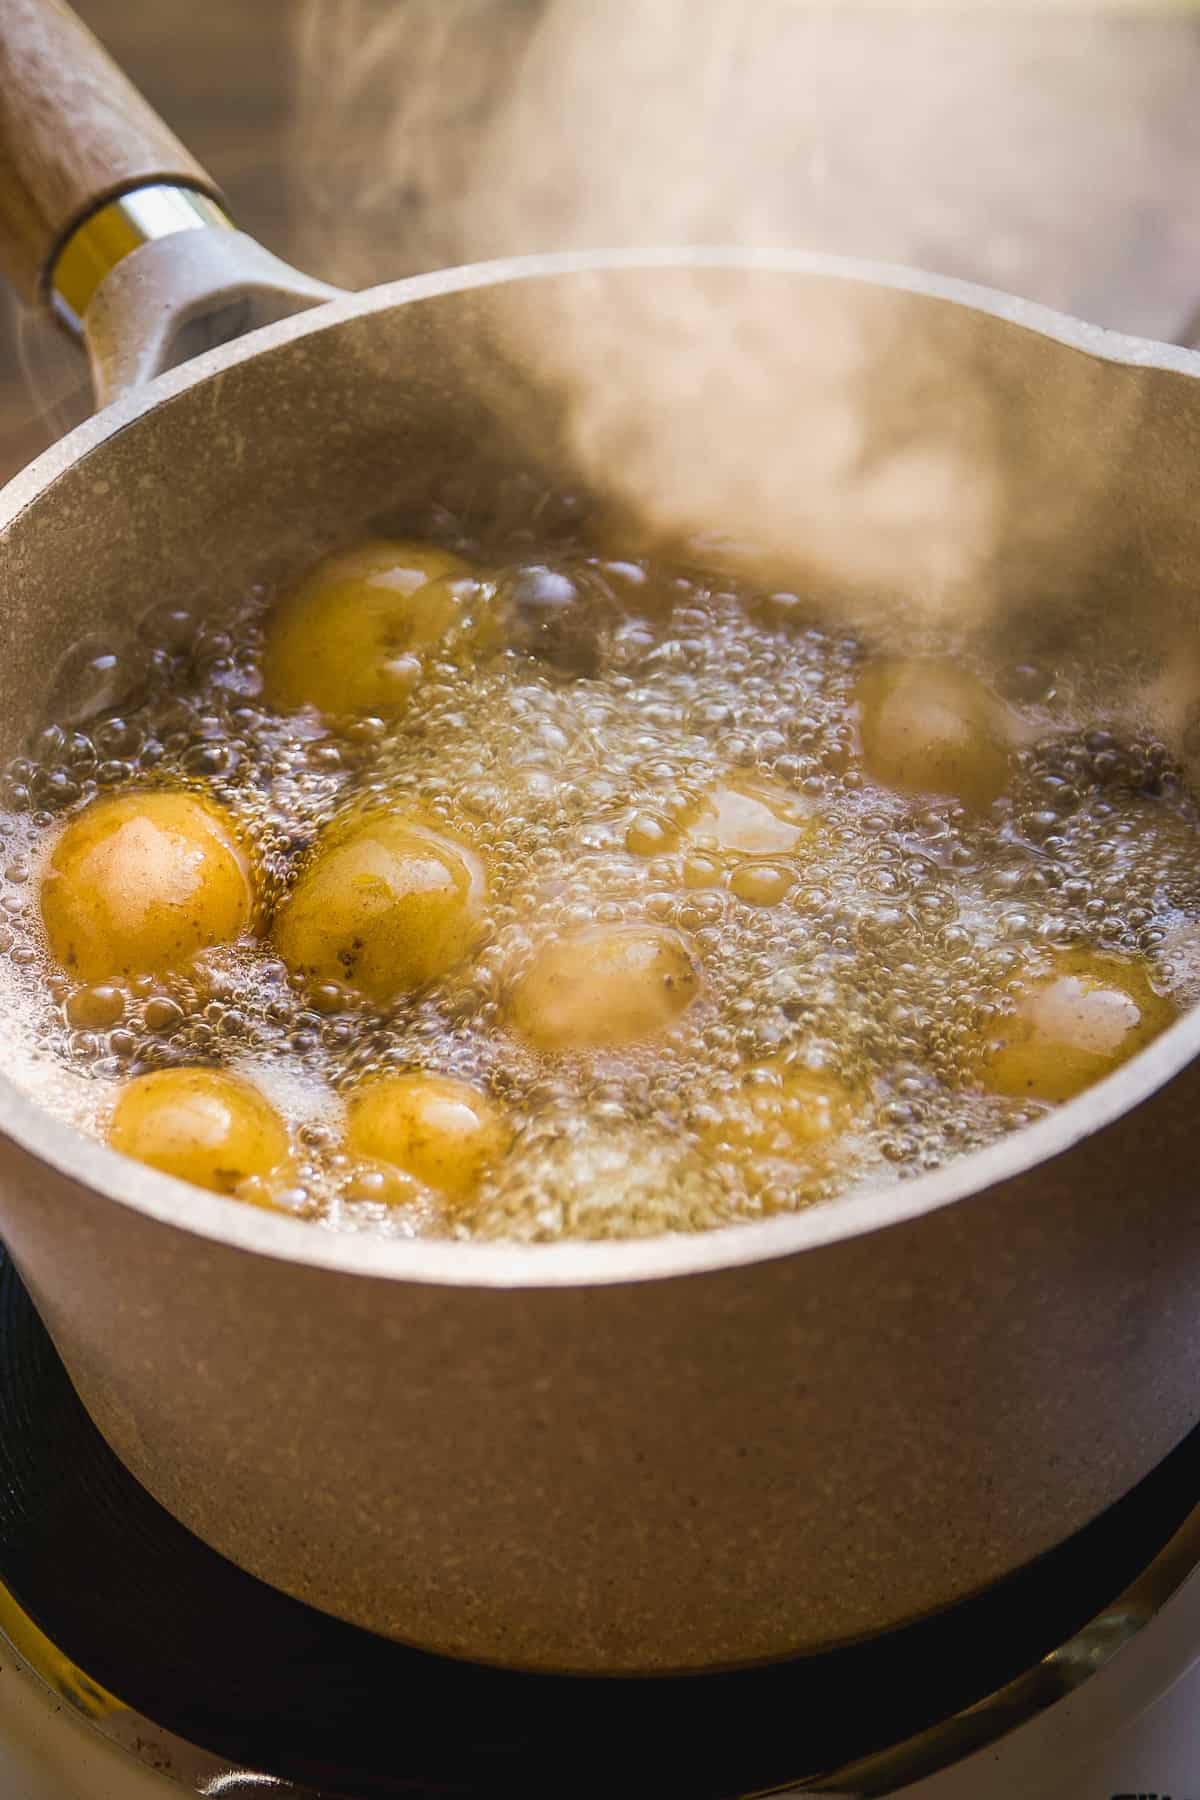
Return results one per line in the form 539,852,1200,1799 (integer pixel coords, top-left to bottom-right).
3,255,1200,1670
1,1048,1197,1673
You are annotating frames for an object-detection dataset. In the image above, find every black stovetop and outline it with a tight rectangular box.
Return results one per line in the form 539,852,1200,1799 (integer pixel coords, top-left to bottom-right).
0,1244,1195,1799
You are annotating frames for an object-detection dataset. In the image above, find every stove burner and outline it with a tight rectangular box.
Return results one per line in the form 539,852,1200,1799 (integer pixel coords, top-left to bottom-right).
0,1244,1197,1799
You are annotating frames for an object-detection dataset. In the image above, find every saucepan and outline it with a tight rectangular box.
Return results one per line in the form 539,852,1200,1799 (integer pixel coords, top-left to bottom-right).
2,0,1200,1676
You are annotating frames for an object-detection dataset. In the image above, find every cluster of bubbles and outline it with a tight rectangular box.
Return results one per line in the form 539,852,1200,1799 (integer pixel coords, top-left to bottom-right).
0,479,1198,1242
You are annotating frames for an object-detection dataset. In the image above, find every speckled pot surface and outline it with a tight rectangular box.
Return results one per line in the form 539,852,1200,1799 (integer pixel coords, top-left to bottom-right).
3,251,1200,1672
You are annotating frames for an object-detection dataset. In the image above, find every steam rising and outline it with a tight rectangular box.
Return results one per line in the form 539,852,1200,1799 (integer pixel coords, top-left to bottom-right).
284,4,1200,657
289,0,1200,326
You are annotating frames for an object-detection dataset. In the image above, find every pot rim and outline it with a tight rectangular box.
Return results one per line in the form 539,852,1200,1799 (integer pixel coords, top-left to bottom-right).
3,243,1198,1291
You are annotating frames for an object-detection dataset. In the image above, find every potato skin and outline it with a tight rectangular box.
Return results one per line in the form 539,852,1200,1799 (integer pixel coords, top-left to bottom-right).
345,1072,512,1200
262,539,478,718
272,812,487,1003
508,925,699,1051
108,1067,291,1196
979,949,1176,1103
856,657,1013,810
39,790,253,981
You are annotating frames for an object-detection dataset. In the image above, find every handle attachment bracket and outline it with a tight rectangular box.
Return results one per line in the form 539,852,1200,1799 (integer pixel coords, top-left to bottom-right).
49,183,343,409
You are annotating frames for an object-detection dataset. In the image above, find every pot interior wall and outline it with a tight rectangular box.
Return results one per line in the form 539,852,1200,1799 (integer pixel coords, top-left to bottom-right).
1,264,1199,763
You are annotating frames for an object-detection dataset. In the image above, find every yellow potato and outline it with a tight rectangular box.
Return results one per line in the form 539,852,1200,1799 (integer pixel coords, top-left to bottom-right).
857,657,1013,810
682,780,813,858
40,791,253,982
345,1072,512,1200
979,949,1176,1103
108,1067,291,1196
272,811,487,1003
262,539,479,718
508,924,699,1050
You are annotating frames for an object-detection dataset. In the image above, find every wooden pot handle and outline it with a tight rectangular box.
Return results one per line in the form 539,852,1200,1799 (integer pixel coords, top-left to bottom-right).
0,0,221,306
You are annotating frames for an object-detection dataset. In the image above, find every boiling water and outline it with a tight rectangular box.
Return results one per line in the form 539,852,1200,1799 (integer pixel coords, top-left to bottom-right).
0,491,1198,1242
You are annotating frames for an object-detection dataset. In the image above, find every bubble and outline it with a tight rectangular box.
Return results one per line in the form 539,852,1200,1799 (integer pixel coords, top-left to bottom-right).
729,864,794,907
44,635,146,726
65,985,125,1030
143,997,184,1033
182,742,238,778
1001,662,1057,705
139,602,197,649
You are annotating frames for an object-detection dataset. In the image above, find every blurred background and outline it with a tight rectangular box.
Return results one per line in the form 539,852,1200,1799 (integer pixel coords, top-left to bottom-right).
3,0,1200,483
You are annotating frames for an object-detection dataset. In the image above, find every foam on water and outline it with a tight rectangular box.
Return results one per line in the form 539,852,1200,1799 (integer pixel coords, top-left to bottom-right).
1,489,1198,1241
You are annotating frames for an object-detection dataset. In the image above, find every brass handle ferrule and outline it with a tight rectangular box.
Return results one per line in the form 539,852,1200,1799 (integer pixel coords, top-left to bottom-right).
50,184,232,333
